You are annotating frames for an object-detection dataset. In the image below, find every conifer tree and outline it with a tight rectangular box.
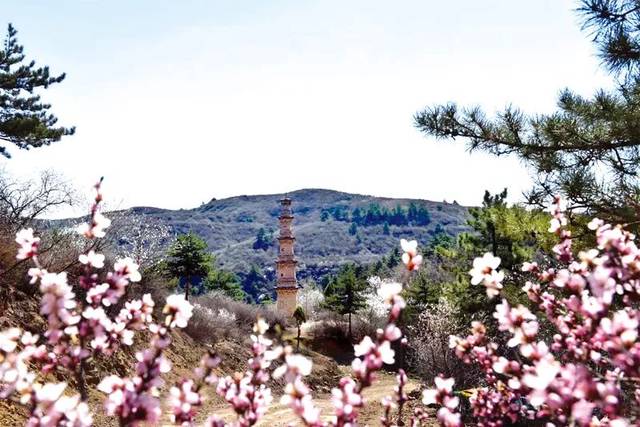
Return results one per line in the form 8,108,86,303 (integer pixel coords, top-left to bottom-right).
0,24,74,157
414,1,640,224
322,264,368,340
293,306,306,351
165,232,212,300
203,261,246,301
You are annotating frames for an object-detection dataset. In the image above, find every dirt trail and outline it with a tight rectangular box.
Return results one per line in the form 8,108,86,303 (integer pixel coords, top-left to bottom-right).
210,369,422,426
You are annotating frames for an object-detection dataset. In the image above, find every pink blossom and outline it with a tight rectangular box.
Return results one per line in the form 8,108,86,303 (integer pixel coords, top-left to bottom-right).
377,281,403,304
77,211,111,239
331,377,362,419
401,239,423,271
164,294,193,328
113,257,141,282
15,228,39,260
469,253,504,298
78,250,105,268
168,379,202,425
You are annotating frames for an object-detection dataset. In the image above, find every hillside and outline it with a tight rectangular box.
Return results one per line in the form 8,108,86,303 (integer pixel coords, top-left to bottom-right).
52,188,470,291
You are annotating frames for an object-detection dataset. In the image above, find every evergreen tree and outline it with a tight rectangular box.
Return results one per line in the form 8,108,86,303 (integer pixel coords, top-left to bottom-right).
165,233,212,300
260,294,274,305
421,190,556,323
242,265,271,303
383,221,390,235
348,222,358,236
252,227,272,250
414,1,640,225
293,306,306,351
407,202,419,223
415,206,431,226
386,247,401,269
322,264,368,340
352,207,363,225
203,262,246,301
391,205,406,226
0,24,74,157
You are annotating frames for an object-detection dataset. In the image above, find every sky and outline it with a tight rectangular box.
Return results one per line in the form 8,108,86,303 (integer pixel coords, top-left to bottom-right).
3,0,613,217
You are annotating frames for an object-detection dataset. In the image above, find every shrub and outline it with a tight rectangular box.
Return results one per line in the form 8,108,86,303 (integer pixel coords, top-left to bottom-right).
406,299,479,388
185,292,286,344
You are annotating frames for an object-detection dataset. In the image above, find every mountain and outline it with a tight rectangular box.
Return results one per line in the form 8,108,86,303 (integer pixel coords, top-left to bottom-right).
50,189,470,292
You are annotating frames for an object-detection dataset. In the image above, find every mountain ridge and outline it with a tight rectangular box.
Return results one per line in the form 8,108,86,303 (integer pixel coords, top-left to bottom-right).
50,188,471,297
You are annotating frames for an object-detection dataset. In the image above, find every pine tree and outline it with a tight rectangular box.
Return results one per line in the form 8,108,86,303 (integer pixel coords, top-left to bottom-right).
203,260,246,301
322,264,368,340
352,207,363,225
252,227,272,250
0,24,74,157
414,1,640,224
165,233,212,300
293,306,306,351
242,265,271,303
383,221,390,235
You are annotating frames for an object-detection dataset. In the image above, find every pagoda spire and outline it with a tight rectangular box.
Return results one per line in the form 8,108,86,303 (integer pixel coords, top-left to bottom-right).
275,196,299,317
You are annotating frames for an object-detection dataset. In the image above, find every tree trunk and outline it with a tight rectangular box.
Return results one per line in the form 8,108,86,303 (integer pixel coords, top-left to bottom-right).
76,354,88,401
297,325,301,351
348,312,352,341
489,222,497,255
185,276,191,301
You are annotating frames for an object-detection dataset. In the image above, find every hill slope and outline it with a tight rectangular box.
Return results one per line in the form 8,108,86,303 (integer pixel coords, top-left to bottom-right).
116,189,467,275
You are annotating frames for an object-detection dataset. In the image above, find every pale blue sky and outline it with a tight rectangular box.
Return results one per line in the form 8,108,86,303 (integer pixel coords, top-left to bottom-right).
3,1,612,216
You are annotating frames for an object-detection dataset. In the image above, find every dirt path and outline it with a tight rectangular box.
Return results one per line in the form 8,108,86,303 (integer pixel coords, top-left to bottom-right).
209,369,423,426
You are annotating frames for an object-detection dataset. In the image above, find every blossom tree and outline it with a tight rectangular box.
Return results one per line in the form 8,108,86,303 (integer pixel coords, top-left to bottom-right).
425,196,640,426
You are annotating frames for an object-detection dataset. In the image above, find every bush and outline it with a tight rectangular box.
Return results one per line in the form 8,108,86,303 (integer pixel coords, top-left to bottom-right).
184,292,286,344
406,299,480,388
308,309,383,346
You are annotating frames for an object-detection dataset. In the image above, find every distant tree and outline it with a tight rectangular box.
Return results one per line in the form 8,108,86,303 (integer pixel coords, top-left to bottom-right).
320,210,329,221
252,227,272,250
382,221,390,235
165,232,212,300
351,207,363,225
407,203,419,224
0,24,75,157
424,229,454,257
260,294,274,305
365,204,382,225
242,264,271,303
348,222,357,236
323,264,368,340
203,263,245,301
293,306,306,351
386,247,401,269
415,206,431,225
390,205,407,226
114,214,172,268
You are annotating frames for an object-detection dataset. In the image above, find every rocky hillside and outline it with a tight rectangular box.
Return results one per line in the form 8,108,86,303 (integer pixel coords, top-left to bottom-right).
54,189,470,284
